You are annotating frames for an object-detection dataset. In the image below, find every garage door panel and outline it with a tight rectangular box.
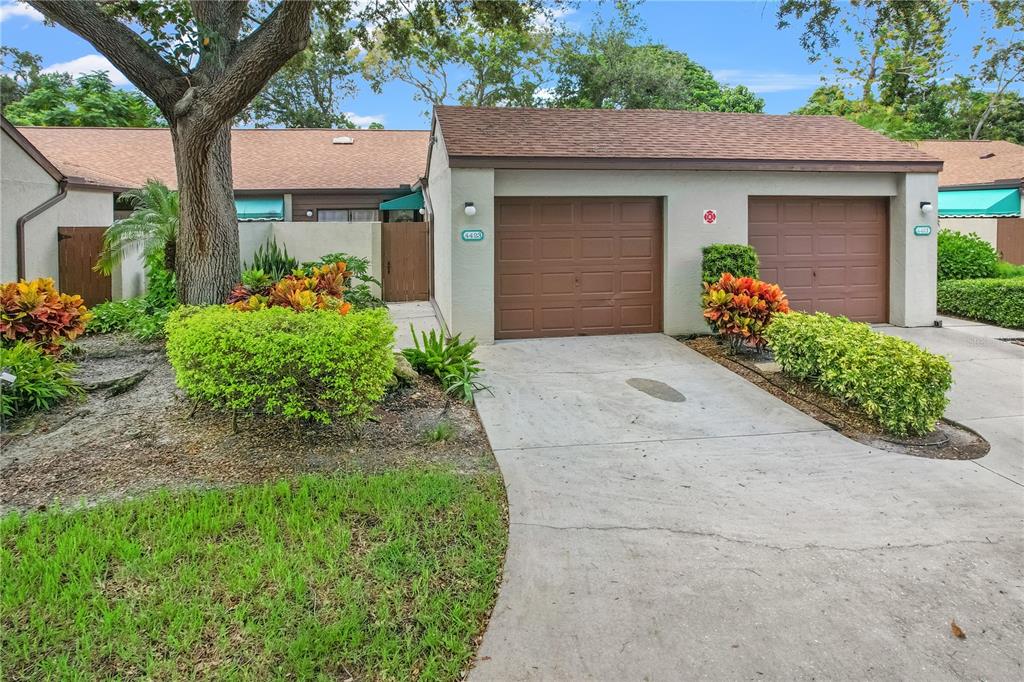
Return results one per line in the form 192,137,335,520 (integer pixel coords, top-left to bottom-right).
496,197,662,339
498,202,533,227
750,196,888,323
498,237,533,261
580,237,614,259
539,202,574,225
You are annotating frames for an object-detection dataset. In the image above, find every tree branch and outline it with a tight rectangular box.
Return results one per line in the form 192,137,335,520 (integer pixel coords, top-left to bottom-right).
193,0,312,128
27,1,187,115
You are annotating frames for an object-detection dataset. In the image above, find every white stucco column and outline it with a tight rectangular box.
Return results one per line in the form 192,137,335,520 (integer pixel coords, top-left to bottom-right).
889,172,939,327
449,168,495,342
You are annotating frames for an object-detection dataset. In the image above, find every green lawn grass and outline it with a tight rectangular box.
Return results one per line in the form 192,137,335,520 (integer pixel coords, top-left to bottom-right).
1,470,506,681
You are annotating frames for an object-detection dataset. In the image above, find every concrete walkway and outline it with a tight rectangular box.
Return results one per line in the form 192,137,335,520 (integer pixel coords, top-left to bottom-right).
471,332,1023,680
387,301,440,350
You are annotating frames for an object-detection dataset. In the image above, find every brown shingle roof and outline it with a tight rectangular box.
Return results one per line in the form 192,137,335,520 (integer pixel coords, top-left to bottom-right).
434,106,942,171
16,126,429,191
912,140,1023,188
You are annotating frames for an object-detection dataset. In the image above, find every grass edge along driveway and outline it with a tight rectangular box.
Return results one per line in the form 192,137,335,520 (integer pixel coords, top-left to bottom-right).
1,469,507,681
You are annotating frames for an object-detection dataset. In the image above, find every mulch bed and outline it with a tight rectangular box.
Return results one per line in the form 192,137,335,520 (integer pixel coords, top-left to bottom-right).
1,334,496,513
682,335,990,461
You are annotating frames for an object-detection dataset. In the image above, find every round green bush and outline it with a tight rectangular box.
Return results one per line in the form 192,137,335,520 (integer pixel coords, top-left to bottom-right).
701,244,760,283
165,306,396,424
937,229,998,280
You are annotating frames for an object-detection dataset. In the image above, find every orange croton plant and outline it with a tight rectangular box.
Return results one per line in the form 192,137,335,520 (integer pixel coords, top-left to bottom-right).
0,277,92,354
702,272,789,351
227,261,352,315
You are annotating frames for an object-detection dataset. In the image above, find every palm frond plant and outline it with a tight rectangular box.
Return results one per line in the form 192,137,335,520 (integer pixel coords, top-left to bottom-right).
95,179,179,276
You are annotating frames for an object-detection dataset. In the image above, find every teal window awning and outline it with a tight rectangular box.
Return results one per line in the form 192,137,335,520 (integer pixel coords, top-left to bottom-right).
236,196,284,221
379,190,423,211
938,188,1020,218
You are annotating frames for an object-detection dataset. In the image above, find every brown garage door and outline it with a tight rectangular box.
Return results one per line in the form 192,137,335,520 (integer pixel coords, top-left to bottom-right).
749,197,889,323
495,197,662,339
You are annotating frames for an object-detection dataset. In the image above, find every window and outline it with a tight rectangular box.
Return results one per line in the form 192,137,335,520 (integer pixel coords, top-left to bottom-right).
317,209,380,222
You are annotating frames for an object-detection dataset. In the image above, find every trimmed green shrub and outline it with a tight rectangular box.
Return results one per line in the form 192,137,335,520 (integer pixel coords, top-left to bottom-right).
764,312,952,436
937,229,998,280
937,277,1024,329
994,260,1024,279
701,244,760,283
166,306,395,424
0,341,80,421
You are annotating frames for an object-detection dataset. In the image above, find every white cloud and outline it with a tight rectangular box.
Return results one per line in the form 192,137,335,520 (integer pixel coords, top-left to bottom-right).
42,54,130,86
346,112,385,128
0,1,43,23
713,69,825,94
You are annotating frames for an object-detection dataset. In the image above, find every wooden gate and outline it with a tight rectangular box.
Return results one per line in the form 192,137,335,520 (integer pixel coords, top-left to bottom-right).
382,221,429,302
58,226,111,305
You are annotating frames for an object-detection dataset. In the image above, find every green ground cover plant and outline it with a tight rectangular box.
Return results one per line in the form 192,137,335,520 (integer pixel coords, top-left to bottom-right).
1,470,506,681
765,312,952,436
166,306,395,424
937,229,998,280
0,342,80,423
937,277,1024,329
701,244,760,283
994,260,1024,279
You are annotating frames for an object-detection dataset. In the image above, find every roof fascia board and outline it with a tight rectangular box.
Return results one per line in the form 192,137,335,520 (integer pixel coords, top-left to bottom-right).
447,156,943,173
2,117,66,183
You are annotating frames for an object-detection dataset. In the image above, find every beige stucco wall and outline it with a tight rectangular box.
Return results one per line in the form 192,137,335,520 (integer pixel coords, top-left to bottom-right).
428,127,940,343
243,220,384,295
939,217,998,247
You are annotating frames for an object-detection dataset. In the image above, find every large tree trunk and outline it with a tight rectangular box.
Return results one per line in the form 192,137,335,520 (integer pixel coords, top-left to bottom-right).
171,120,240,304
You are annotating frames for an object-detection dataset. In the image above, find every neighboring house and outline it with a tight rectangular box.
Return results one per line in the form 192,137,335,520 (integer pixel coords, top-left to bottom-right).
914,140,1024,264
2,119,430,303
424,106,943,343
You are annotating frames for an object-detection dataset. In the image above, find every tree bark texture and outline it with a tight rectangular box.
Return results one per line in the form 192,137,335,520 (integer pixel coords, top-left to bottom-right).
172,121,240,303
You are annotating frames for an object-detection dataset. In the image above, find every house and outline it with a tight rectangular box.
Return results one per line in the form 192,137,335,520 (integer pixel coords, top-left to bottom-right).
914,140,1023,264
424,106,943,343
2,118,430,303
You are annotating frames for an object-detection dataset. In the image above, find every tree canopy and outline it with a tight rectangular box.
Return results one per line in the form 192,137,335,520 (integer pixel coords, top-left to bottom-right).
550,3,763,112
779,0,1024,141
3,70,162,127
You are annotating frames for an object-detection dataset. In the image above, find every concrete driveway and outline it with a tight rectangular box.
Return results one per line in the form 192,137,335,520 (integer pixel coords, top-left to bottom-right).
471,332,1023,680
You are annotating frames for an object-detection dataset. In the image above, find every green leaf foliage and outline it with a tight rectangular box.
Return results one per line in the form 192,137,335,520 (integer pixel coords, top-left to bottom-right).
937,277,1024,329
701,244,760,283
0,342,80,422
165,306,395,424
402,326,486,403
244,238,298,282
937,229,999,280
764,312,952,436
2,72,161,127
994,260,1024,279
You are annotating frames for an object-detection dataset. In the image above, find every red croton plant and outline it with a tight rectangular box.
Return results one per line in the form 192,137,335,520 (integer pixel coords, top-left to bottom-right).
227,261,352,315
0,278,92,354
702,273,790,352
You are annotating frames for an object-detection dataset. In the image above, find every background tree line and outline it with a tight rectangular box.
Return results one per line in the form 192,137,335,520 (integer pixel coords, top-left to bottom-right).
4,1,1019,142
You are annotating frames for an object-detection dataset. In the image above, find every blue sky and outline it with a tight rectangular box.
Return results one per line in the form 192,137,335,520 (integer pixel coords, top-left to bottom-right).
0,0,1010,130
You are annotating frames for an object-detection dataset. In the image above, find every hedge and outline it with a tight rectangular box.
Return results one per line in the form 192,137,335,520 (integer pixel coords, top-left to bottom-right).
166,306,395,424
937,277,1024,329
764,312,952,436
701,244,759,283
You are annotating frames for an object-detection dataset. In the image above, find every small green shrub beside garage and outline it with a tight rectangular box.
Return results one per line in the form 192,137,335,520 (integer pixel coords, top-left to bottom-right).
765,312,952,436
166,306,395,424
701,244,760,283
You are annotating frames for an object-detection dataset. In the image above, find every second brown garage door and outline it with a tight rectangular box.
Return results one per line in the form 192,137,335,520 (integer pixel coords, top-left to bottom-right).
495,197,662,339
749,197,889,323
